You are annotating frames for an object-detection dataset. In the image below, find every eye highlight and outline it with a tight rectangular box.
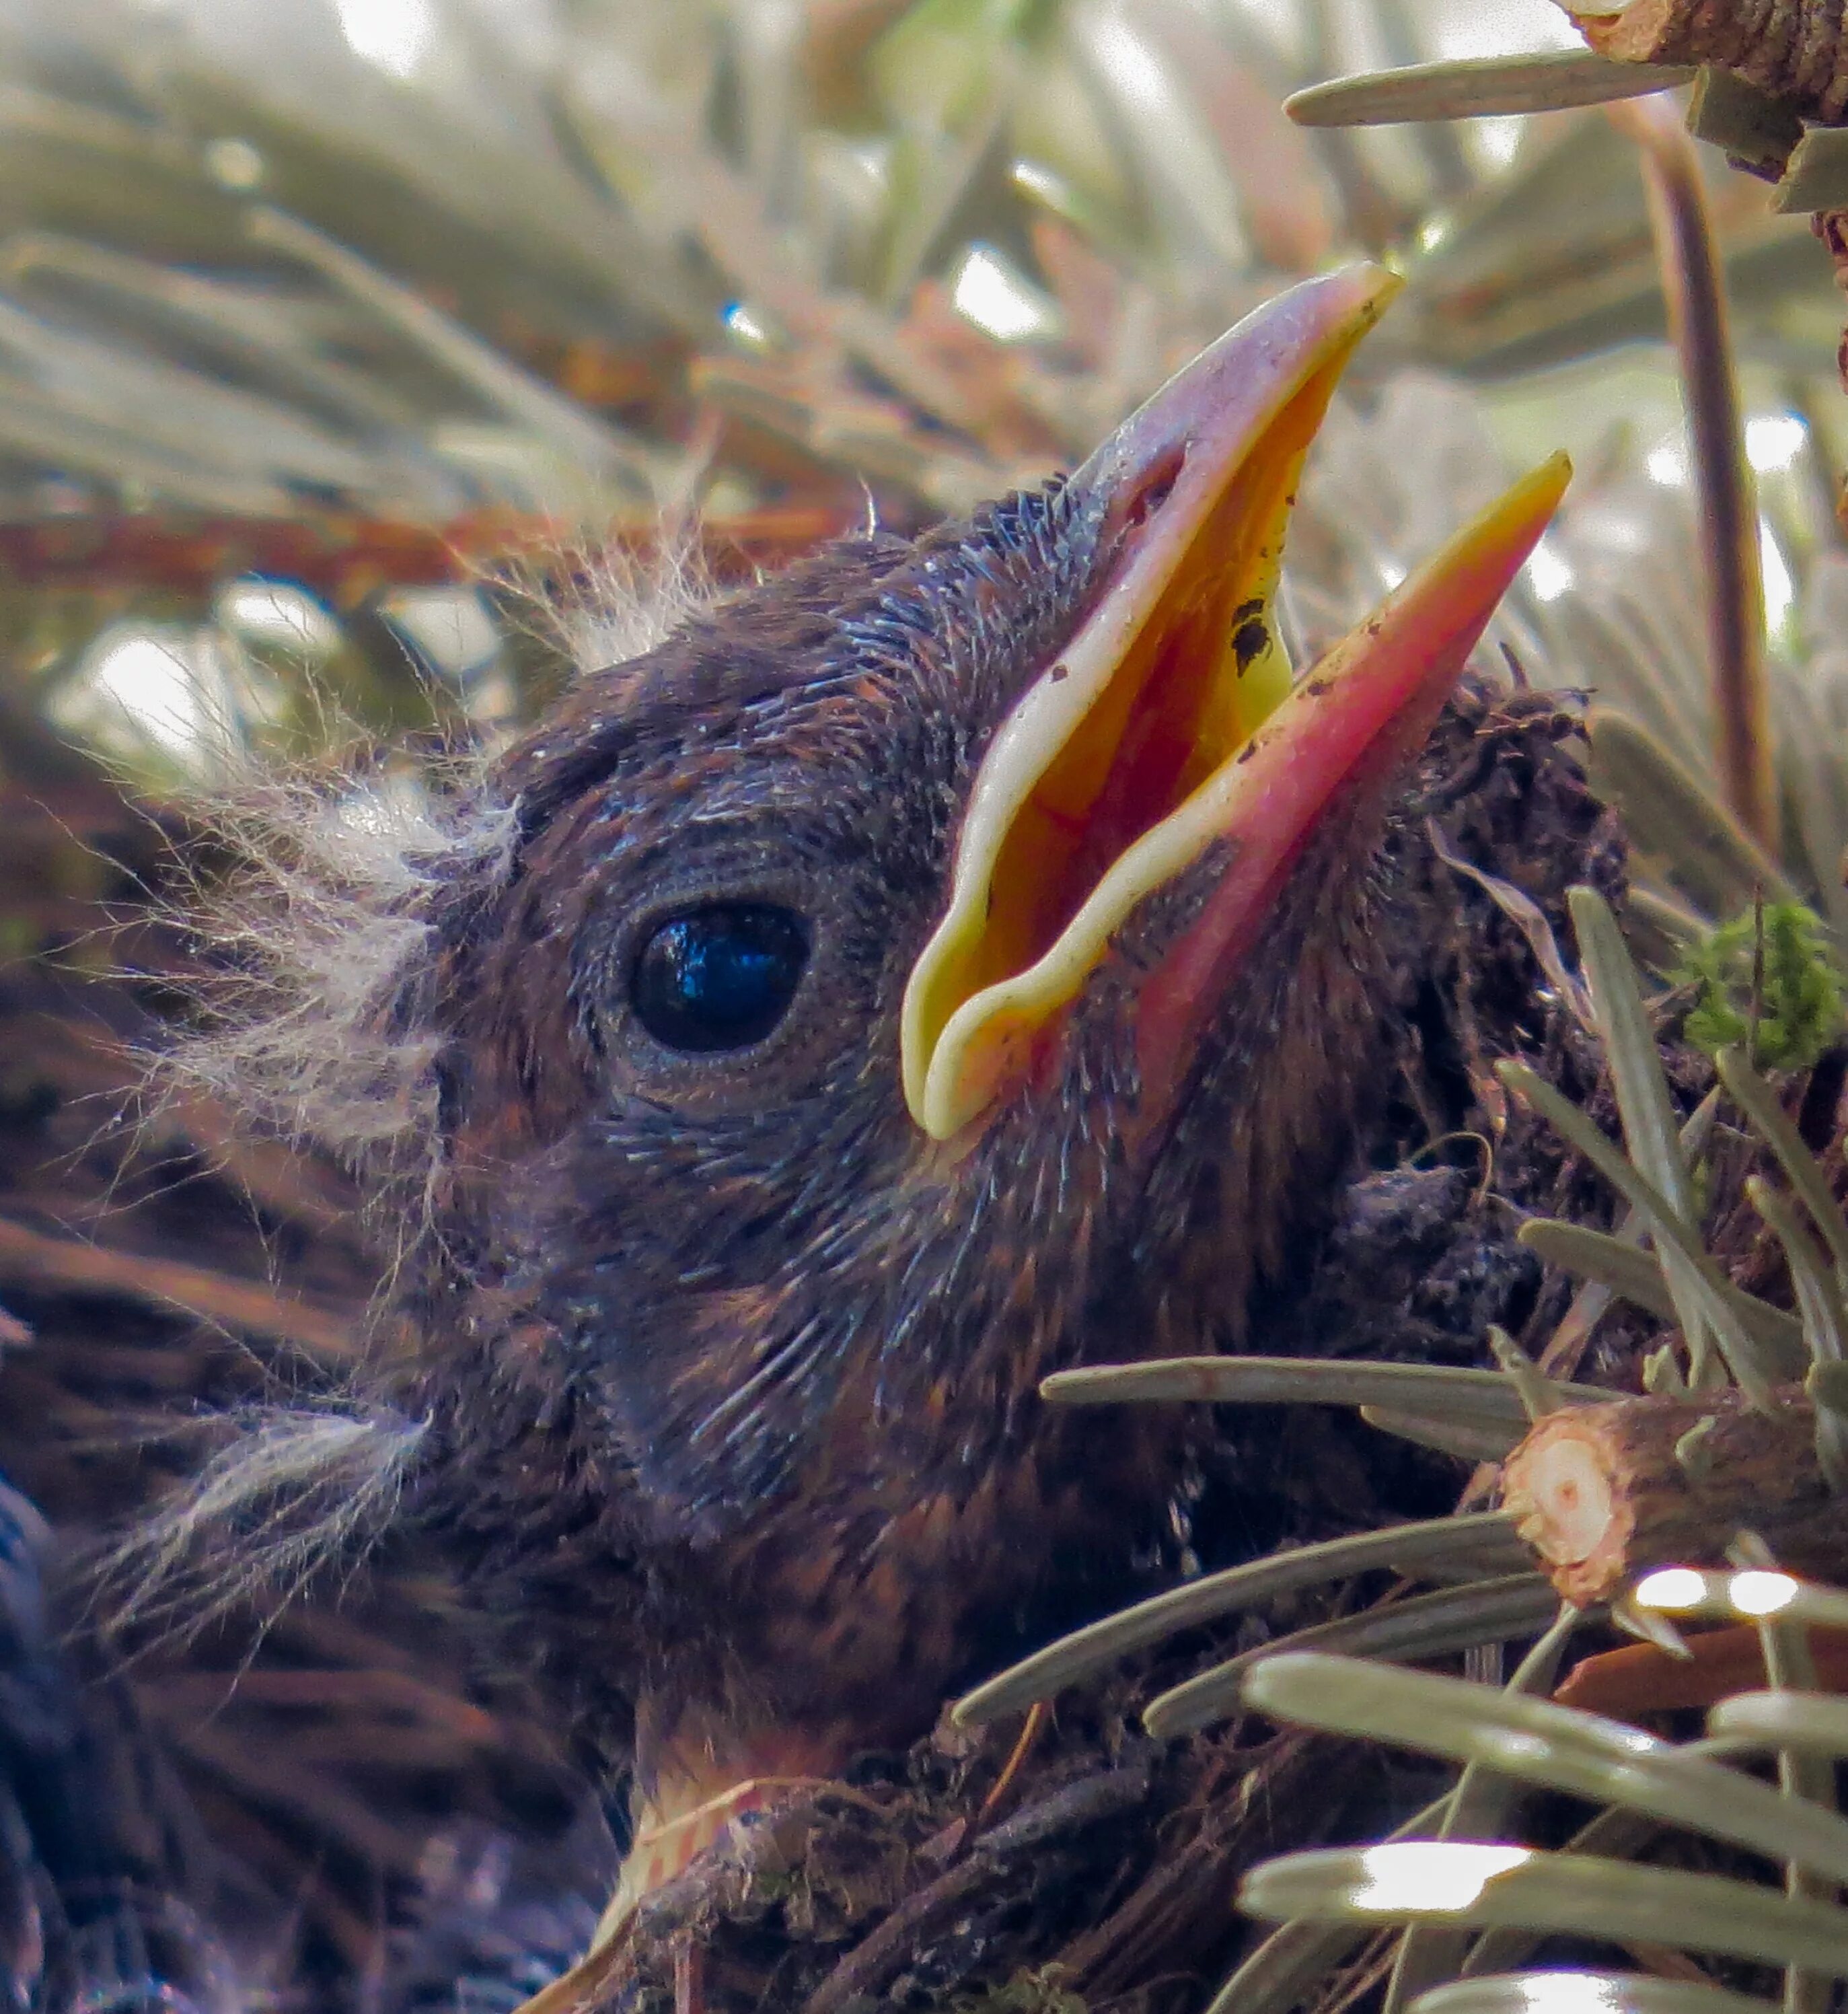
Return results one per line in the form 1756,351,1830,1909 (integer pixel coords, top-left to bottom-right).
630,903,811,1053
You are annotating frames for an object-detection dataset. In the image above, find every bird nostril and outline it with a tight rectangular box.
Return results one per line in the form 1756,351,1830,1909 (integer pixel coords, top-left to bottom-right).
1116,448,1185,536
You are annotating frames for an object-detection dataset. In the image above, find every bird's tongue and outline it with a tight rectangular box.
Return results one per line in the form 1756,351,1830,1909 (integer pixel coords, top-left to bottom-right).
900,264,1569,1143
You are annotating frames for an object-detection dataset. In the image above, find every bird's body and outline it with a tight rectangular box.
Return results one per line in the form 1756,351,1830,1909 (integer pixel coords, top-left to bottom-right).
160,266,1569,1902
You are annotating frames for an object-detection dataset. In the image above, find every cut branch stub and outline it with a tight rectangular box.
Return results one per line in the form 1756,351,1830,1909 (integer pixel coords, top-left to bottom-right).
1503,1383,1845,1605
1573,1,1848,124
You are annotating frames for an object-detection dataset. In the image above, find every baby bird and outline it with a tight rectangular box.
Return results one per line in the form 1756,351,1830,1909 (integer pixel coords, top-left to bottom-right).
183,264,1567,1902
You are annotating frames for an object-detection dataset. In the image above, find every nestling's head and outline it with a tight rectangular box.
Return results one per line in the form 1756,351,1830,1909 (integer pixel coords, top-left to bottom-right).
163,266,1567,1875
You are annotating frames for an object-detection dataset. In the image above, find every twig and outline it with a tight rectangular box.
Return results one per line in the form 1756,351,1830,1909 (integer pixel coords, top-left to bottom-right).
799,1772,1148,2014
1503,1382,1848,1604
141,1667,503,1745
673,1936,704,2014
797,1857,989,2014
1608,91,1777,855
1577,1,1848,122
1750,882,1767,1067
1557,1622,1848,1713
973,1698,1049,1828
0,1213,357,1357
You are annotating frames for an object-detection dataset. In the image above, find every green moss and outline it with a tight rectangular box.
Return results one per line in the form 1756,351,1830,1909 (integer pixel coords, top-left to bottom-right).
1675,901,1848,1072
952,1967,1086,2012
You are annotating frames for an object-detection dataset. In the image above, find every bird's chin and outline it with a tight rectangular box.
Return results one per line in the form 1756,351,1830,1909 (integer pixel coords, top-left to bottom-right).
899,263,1567,1151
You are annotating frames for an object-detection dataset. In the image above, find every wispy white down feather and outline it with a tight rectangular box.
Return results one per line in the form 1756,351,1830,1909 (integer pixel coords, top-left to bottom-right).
160,761,510,1201
153,539,721,1256
96,1408,428,1641
118,541,727,1620
491,527,718,698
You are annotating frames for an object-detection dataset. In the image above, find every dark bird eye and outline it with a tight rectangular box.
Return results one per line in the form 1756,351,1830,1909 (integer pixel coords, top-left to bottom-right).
631,904,811,1053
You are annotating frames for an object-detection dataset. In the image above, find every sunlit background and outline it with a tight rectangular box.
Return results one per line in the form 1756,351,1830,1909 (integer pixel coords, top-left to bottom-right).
0,0,1824,816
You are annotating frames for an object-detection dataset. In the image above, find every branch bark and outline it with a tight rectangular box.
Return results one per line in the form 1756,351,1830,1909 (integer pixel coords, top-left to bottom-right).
1573,1,1848,122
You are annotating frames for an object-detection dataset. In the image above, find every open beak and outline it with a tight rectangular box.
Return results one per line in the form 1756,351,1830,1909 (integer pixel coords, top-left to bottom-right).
899,263,1569,1143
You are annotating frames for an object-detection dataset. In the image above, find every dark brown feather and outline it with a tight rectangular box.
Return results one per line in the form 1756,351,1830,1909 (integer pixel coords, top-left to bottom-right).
362,476,1428,1797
